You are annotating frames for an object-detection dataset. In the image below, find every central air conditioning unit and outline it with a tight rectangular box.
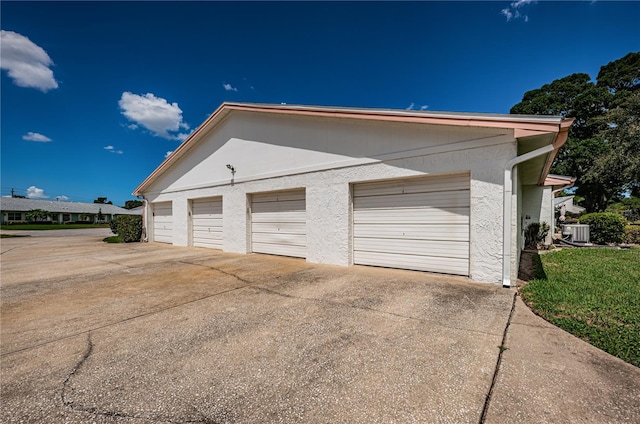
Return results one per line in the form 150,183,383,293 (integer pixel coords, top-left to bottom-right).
562,224,590,243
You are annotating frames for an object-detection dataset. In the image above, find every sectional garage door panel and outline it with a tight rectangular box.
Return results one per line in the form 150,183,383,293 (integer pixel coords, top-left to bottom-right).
354,208,470,224
355,252,470,276
192,198,223,249
353,174,470,276
354,191,469,209
251,190,306,258
153,202,173,244
354,223,469,242
353,173,470,197
354,239,469,259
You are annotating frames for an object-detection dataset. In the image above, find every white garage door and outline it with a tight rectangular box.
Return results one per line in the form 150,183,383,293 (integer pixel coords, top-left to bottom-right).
353,173,470,276
191,197,223,249
152,202,173,244
251,189,306,258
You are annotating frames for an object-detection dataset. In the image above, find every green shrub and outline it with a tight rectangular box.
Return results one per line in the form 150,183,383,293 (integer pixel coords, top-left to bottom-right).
525,221,550,248
579,212,627,244
109,220,118,234
623,225,640,244
113,215,142,242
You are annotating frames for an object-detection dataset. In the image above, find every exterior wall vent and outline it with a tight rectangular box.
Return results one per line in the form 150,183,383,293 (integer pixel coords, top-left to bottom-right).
561,224,590,243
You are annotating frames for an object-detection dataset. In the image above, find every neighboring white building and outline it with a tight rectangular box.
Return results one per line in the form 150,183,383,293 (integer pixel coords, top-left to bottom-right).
134,103,573,286
554,196,586,215
0,197,141,224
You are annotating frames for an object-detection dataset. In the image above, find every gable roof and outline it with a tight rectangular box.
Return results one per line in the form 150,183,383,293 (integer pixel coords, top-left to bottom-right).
134,102,574,195
554,196,586,213
544,174,577,190
0,197,141,215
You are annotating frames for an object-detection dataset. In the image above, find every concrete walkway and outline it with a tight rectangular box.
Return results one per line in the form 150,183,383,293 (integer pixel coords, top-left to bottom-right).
486,297,640,423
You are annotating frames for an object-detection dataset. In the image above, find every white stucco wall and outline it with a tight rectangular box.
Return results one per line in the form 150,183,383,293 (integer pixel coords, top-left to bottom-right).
521,184,554,246
143,113,518,284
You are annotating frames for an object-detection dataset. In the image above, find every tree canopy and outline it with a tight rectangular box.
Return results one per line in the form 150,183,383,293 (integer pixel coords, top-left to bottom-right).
123,200,143,209
93,197,113,205
511,52,640,212
26,209,50,222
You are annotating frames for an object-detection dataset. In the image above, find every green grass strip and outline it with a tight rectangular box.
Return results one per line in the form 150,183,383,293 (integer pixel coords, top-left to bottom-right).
522,248,640,367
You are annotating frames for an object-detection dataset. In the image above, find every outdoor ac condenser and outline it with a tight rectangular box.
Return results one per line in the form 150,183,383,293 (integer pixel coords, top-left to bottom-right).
562,224,590,243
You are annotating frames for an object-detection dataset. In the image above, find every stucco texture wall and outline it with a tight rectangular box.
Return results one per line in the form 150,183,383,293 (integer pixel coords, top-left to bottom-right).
143,113,517,284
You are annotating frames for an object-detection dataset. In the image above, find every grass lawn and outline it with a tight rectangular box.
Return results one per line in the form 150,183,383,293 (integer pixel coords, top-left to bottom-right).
521,248,640,367
0,223,110,230
103,235,122,243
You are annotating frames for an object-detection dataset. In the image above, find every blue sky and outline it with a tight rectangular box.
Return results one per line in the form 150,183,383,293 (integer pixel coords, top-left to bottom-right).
1,1,638,206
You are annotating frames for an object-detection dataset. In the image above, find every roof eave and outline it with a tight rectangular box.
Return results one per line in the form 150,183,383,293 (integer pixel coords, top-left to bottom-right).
536,117,575,185
133,102,572,195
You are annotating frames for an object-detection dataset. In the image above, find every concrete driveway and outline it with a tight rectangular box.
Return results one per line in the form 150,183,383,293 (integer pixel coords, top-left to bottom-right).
1,231,639,423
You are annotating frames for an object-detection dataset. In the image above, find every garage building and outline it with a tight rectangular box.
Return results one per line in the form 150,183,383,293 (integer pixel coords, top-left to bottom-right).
134,103,573,286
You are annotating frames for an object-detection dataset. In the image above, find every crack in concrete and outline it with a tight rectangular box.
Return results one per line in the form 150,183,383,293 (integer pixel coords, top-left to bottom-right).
479,290,517,423
61,332,94,407
60,332,218,423
175,260,255,285
0,241,38,255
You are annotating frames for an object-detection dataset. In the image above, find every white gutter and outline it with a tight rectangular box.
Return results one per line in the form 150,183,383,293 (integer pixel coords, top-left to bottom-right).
502,144,555,287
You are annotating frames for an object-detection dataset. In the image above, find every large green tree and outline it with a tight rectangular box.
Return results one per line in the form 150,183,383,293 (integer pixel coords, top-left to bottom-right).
510,52,640,212
123,200,143,209
589,91,640,198
93,197,113,205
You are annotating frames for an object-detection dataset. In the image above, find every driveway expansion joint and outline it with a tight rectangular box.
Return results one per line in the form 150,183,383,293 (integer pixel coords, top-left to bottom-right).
479,290,517,423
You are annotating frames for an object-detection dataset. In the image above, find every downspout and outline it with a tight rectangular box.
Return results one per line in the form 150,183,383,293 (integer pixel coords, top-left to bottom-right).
502,144,555,287
137,195,148,242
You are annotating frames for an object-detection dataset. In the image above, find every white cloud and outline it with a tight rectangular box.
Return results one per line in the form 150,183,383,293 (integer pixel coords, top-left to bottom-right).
165,151,173,158
26,186,48,199
22,132,52,142
127,123,138,130
104,145,123,154
223,83,238,92
501,0,536,21
55,195,69,201
405,102,415,110
119,92,191,140
0,30,58,92
420,105,429,110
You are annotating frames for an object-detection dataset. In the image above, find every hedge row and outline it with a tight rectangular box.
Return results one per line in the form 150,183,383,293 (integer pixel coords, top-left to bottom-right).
623,225,640,244
579,213,627,244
